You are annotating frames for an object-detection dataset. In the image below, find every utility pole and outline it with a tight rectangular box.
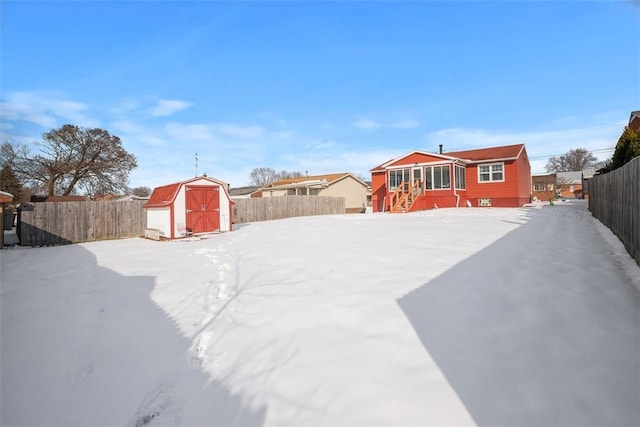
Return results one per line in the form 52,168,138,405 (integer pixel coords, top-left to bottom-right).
195,152,198,177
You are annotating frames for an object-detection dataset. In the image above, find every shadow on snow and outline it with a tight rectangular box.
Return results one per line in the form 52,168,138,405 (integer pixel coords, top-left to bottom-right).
0,243,265,427
398,204,640,427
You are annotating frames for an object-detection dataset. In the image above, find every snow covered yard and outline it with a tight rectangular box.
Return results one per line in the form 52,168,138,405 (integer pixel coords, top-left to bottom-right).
1,201,638,426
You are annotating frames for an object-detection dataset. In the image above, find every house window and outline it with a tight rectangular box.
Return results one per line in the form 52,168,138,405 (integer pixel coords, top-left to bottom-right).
533,183,546,191
455,165,466,190
478,163,504,182
389,168,410,190
309,188,320,196
425,165,450,190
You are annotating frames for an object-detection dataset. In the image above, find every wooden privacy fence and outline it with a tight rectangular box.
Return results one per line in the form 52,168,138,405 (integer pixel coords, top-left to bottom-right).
589,156,639,265
233,196,345,224
18,200,147,246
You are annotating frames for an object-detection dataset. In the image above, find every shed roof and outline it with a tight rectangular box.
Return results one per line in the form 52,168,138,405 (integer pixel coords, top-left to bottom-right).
144,176,232,208
144,183,181,207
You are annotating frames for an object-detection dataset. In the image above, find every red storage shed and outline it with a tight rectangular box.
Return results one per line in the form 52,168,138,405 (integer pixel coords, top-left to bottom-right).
144,176,234,239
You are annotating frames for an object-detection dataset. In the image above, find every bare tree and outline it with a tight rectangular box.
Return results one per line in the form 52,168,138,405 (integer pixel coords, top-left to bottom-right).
274,170,304,181
0,164,23,202
131,186,152,197
249,167,308,186
249,167,277,187
1,125,137,196
545,148,598,172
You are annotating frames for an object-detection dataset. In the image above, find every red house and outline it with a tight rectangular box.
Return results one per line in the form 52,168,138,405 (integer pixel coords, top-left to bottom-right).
370,143,531,213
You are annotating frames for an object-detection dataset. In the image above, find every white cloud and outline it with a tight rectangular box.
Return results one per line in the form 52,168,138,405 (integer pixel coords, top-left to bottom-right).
109,100,142,116
389,119,420,129
273,130,294,139
215,124,264,139
111,119,146,135
0,91,96,129
306,139,336,150
353,117,420,131
149,99,192,117
353,118,380,130
282,149,405,180
109,119,169,148
137,135,168,147
425,123,621,173
165,122,215,142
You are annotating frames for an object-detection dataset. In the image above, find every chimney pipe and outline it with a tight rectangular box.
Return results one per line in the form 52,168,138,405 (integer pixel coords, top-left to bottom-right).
439,144,443,154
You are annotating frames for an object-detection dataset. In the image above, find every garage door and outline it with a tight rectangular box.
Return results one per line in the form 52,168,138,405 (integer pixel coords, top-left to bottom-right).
186,186,220,234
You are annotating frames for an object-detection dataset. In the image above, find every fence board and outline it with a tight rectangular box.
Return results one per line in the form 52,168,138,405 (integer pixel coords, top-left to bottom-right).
589,156,639,265
233,196,345,224
18,200,147,246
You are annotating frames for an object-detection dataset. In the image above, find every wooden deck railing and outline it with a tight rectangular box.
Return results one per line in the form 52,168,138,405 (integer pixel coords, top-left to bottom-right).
390,180,421,212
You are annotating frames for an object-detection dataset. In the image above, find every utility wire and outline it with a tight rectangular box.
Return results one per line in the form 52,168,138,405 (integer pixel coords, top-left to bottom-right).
529,147,615,160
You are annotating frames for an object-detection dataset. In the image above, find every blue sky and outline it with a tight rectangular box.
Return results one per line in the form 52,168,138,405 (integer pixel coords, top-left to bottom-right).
1,1,638,190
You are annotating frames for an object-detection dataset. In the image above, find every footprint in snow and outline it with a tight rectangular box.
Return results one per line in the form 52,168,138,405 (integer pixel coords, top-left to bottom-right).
129,373,183,427
68,362,95,384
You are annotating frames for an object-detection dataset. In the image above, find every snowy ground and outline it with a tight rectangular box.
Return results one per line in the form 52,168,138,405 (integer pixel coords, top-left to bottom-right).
1,200,639,427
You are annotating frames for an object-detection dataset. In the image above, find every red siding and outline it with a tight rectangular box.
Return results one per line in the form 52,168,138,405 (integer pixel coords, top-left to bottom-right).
465,154,531,207
371,171,386,212
371,144,531,212
409,194,459,210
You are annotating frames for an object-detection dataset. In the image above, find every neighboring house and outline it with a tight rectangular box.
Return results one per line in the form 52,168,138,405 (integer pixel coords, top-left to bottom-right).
1,191,14,248
364,182,372,207
229,186,260,200
532,173,556,201
115,195,149,202
581,167,596,200
370,143,531,213
628,110,640,132
144,176,234,239
556,171,583,199
253,173,369,213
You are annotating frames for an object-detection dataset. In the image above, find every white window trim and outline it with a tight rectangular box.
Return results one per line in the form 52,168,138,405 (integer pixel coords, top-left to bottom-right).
455,164,466,190
388,168,410,191
478,162,505,183
425,165,451,191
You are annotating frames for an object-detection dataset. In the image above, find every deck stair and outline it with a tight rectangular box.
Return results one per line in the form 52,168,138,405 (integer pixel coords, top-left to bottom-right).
390,180,420,212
